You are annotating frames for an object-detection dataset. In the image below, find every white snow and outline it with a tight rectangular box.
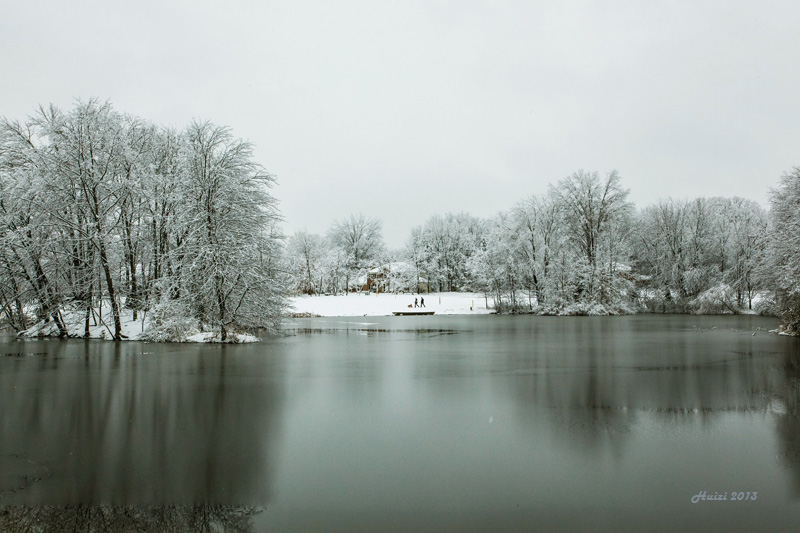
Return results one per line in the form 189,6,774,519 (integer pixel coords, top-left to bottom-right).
288,292,494,317
19,302,151,340
184,332,260,343
17,292,492,342
18,301,259,343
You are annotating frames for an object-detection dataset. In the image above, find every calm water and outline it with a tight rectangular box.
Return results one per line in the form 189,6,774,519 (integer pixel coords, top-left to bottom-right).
1,315,799,531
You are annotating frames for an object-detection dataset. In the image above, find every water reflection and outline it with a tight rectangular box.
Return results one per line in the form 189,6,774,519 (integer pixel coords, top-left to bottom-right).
483,315,800,521
775,346,800,497
485,316,800,441
0,340,283,506
3,317,800,531
0,504,262,532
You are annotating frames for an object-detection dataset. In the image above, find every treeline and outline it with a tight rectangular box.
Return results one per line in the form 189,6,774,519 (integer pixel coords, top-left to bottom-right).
0,99,285,340
285,169,800,333
5,99,794,338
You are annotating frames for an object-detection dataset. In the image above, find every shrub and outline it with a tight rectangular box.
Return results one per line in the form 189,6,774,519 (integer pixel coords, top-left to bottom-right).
141,299,199,342
688,284,738,314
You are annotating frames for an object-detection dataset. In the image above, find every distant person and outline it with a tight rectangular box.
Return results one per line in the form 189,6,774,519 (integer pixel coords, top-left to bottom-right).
414,298,418,308
420,297,425,307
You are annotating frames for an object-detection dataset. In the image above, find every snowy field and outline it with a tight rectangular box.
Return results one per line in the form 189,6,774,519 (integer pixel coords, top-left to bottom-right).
288,292,494,317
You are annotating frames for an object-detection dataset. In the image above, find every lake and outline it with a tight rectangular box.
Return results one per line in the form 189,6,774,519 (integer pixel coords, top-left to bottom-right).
1,315,799,531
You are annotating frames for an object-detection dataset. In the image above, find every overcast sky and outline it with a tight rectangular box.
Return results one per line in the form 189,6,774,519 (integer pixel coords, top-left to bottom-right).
2,0,798,248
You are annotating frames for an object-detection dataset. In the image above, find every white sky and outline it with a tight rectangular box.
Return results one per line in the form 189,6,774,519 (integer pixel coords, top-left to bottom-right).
2,0,798,248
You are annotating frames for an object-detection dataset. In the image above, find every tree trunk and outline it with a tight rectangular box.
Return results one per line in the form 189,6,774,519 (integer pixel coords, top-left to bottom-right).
29,247,67,337
2,255,27,330
216,274,227,341
98,240,122,340
122,216,140,321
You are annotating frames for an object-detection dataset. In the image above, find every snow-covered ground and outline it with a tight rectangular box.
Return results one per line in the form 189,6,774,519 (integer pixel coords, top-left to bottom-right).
17,293,491,341
288,292,494,317
19,302,259,343
17,293,490,342
184,332,260,343
20,302,151,340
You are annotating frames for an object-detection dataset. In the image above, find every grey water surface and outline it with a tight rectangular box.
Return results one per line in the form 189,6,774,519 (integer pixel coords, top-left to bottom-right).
1,315,799,531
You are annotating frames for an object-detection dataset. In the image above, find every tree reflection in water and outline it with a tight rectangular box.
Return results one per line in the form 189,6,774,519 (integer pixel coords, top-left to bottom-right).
0,340,284,510
500,318,800,454
776,348,800,496
3,316,800,530
0,504,262,533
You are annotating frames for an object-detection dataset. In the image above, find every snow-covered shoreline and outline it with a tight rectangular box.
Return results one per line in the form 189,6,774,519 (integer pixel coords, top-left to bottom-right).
288,292,494,317
14,293,489,342
13,291,794,342
17,302,260,343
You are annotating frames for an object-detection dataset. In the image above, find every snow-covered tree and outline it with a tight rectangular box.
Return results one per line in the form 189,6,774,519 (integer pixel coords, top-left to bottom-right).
328,213,384,293
417,212,485,292
468,212,525,310
634,199,693,309
676,197,713,296
722,197,768,309
511,194,562,307
43,100,133,339
285,230,327,294
320,244,348,295
1,101,287,340
550,170,633,305
164,120,285,340
766,167,800,333
404,226,427,293
634,196,768,313
0,115,67,334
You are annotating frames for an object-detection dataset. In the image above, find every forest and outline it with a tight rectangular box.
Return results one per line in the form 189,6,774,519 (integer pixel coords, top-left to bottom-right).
2,100,799,339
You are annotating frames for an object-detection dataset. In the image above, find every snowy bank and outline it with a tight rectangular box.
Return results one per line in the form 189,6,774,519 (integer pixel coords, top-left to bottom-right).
185,332,260,343
770,325,800,337
19,303,150,340
288,292,494,317
18,302,259,343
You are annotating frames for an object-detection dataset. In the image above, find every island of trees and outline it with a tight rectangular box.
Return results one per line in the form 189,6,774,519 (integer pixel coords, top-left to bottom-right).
1,100,799,339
